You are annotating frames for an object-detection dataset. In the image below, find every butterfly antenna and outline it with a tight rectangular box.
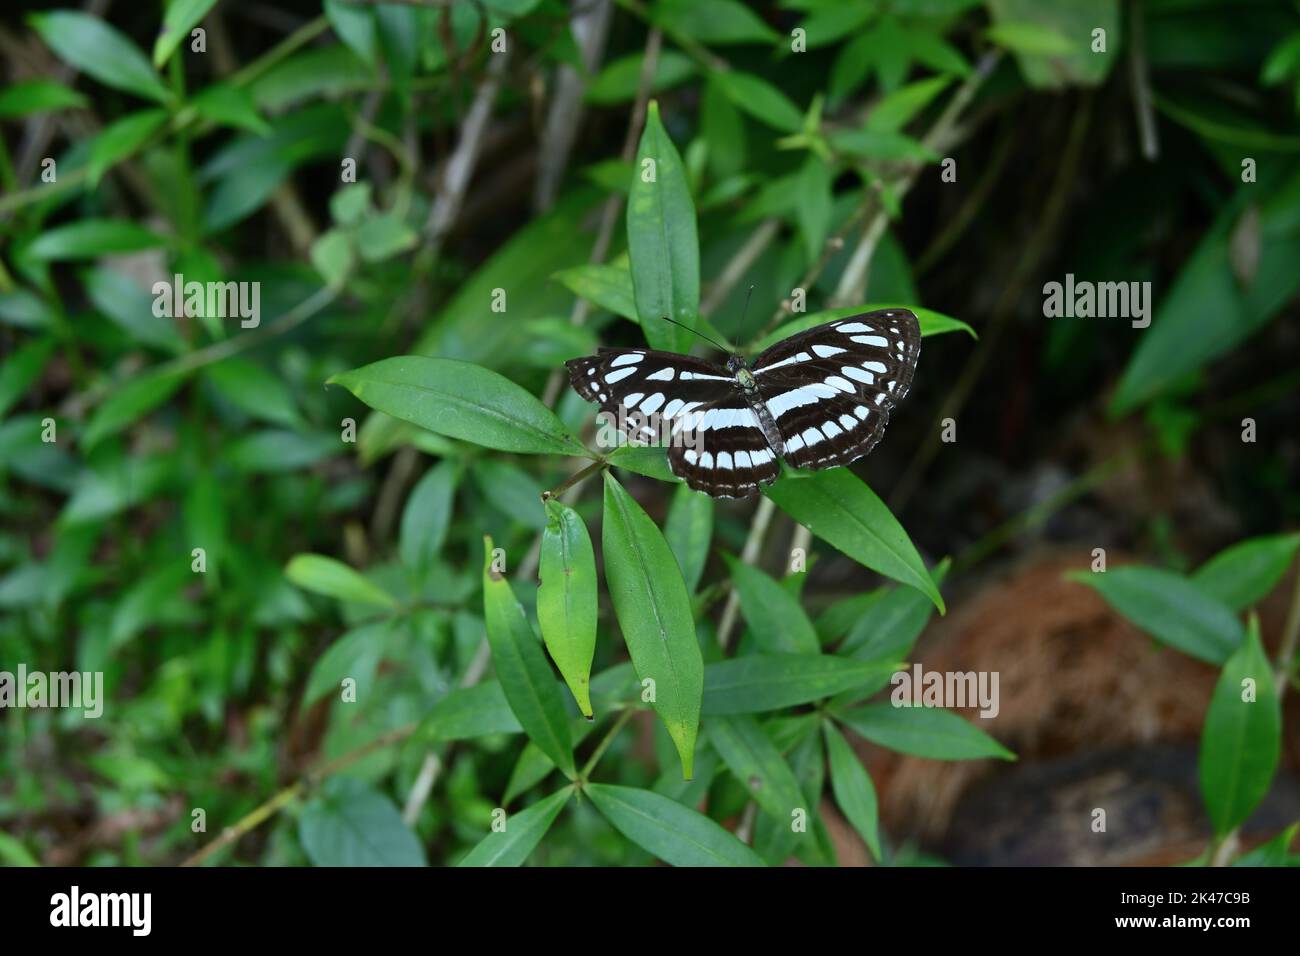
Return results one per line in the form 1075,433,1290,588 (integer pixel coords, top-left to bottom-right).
739,283,756,344
659,315,731,354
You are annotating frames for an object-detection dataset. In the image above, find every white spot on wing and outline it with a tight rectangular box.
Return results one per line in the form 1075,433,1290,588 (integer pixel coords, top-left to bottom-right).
611,353,643,367
640,393,665,414
824,376,855,394
605,367,636,384
717,452,733,470
802,427,824,446
813,344,847,358
843,366,875,385
838,322,872,333
646,367,675,381
851,334,890,348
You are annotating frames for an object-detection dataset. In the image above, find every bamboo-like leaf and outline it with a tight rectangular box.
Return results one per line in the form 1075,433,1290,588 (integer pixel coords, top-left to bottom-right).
838,703,1016,761
601,473,702,778
627,101,699,352
703,654,897,715
482,537,575,776
823,720,881,860
586,783,764,867
457,787,573,867
538,499,598,717
1199,617,1281,834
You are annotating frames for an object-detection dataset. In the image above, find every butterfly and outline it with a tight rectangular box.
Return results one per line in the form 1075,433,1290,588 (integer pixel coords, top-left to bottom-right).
565,308,921,498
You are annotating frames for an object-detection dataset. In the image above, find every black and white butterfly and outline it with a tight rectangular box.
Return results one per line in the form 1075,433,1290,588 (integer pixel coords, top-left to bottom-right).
566,308,921,498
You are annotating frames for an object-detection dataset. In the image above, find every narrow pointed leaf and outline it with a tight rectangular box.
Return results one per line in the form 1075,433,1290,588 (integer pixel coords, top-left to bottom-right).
838,703,1016,761
726,559,820,654
703,654,897,715
457,787,573,867
766,470,943,613
586,783,764,867
329,357,588,456
601,473,702,778
538,499,598,716
1199,618,1281,834
707,715,806,825
627,101,698,352
823,721,881,860
482,537,575,776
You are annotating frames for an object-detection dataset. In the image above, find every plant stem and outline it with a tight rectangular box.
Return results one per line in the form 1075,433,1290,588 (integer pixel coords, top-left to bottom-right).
580,707,637,780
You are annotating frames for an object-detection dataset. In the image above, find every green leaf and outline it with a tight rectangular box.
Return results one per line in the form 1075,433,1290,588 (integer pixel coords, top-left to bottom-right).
298,777,426,867
1199,618,1281,835
0,79,87,119
1232,823,1299,866
986,0,1119,88
866,76,953,133
154,0,219,67
1110,173,1300,415
399,461,458,572
482,536,575,776
796,154,833,263
985,20,1073,55
329,356,588,457
552,263,638,322
586,50,696,104
654,0,780,45
1068,566,1244,665
586,783,765,867
26,219,166,261
707,715,807,825
419,682,523,742
412,189,600,369
839,559,950,661
81,266,186,353
206,357,304,429
664,483,714,594
0,338,55,419
823,721,881,860
703,654,898,715
726,559,820,655
302,621,390,707
81,368,188,449
606,444,678,484
765,470,943,613
191,83,272,136
831,127,938,162
356,212,418,263
538,500,598,717
601,473,703,778
838,703,1016,761
30,11,170,103
457,787,574,866
628,101,700,353
0,830,40,867
1192,533,1300,612
310,229,355,289
284,553,397,608
713,70,804,133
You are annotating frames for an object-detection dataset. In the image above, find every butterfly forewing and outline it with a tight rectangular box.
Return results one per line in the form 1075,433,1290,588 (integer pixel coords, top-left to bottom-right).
752,309,920,471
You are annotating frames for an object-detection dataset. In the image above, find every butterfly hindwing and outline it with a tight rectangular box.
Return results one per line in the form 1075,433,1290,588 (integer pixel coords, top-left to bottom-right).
751,309,920,471
666,398,780,498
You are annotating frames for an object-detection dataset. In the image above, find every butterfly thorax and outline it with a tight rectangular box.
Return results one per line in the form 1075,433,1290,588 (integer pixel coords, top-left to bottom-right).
726,355,785,455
